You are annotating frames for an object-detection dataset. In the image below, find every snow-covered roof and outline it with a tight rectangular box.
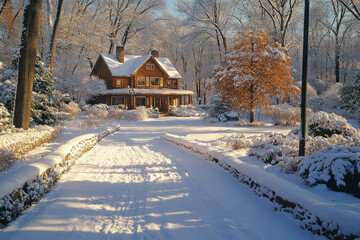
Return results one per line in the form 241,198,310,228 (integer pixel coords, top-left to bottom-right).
106,88,193,95
101,54,182,79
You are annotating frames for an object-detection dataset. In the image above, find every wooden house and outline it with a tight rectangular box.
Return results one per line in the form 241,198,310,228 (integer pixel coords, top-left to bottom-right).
91,46,193,112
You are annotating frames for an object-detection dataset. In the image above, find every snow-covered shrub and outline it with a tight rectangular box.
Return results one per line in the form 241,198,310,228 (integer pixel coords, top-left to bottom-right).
298,146,360,198
169,105,205,117
249,133,299,165
60,101,81,116
0,103,10,128
122,106,149,121
85,104,108,120
223,134,250,150
233,120,267,127
206,94,236,122
0,125,58,155
339,71,360,118
265,104,304,126
308,111,359,138
147,108,159,118
81,104,90,111
108,106,124,120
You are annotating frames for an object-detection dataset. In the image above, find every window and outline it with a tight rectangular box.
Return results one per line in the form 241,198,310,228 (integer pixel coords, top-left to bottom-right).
146,63,155,70
111,96,125,105
137,76,145,86
116,79,122,88
150,77,160,86
135,97,146,106
167,80,171,88
173,80,177,88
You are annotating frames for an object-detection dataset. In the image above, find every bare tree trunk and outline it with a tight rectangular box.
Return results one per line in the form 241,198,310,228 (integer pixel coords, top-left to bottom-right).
335,36,341,83
45,0,64,72
14,0,43,130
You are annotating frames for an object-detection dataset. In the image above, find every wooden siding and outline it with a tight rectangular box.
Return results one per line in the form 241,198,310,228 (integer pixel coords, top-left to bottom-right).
134,58,172,89
91,56,113,89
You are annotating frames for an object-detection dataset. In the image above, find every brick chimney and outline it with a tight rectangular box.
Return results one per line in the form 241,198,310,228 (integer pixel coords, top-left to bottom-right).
116,45,124,63
151,49,159,58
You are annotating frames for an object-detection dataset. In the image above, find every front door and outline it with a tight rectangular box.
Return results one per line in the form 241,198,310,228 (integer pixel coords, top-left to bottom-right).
153,97,162,109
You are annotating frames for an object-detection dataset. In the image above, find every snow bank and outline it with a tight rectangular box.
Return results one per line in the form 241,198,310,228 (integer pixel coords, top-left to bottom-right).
164,134,360,239
0,125,120,228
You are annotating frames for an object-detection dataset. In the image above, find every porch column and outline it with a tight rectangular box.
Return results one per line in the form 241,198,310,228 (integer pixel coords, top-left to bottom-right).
180,96,183,105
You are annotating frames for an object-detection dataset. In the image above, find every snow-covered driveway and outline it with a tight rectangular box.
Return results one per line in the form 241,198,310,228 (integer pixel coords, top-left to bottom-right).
1,118,320,239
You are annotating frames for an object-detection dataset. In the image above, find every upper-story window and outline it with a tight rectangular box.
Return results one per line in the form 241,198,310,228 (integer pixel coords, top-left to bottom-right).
116,79,122,88
173,80,177,88
146,63,155,70
150,77,160,86
167,80,171,88
137,76,145,86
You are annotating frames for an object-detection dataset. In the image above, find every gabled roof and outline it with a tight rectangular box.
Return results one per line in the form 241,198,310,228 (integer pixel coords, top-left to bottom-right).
100,54,182,79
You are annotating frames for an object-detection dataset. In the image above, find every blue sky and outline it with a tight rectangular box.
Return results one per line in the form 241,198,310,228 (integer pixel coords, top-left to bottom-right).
165,0,177,14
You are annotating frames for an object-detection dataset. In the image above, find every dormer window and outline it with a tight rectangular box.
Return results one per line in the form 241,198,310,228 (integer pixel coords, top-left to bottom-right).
146,63,155,70
116,79,122,88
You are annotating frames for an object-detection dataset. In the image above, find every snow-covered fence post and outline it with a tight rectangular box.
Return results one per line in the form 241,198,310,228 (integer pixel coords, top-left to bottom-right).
299,0,310,157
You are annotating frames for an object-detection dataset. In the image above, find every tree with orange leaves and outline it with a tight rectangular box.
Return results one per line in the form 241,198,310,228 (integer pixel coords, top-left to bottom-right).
211,30,299,122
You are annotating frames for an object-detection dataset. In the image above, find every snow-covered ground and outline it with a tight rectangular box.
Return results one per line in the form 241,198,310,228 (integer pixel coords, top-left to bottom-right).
0,117,322,239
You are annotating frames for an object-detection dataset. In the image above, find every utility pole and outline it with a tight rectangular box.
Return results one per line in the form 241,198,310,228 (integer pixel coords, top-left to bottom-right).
299,0,310,156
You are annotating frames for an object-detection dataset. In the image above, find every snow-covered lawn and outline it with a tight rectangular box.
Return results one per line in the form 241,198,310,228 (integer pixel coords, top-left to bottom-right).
0,117,319,240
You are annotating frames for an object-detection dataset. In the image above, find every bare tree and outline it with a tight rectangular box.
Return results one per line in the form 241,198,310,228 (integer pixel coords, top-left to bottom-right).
177,0,233,59
45,0,64,72
258,0,299,47
14,0,43,129
339,0,360,21
106,0,163,54
321,0,352,83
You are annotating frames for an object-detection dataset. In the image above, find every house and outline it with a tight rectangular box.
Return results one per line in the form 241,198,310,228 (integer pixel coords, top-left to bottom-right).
90,45,193,112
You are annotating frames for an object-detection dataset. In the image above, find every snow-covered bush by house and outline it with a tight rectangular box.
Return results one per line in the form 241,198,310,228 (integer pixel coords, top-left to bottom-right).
85,104,109,120
81,104,91,111
108,106,124,120
122,106,149,121
60,101,81,116
147,108,159,118
308,111,359,138
265,104,307,126
169,105,205,117
298,146,360,198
